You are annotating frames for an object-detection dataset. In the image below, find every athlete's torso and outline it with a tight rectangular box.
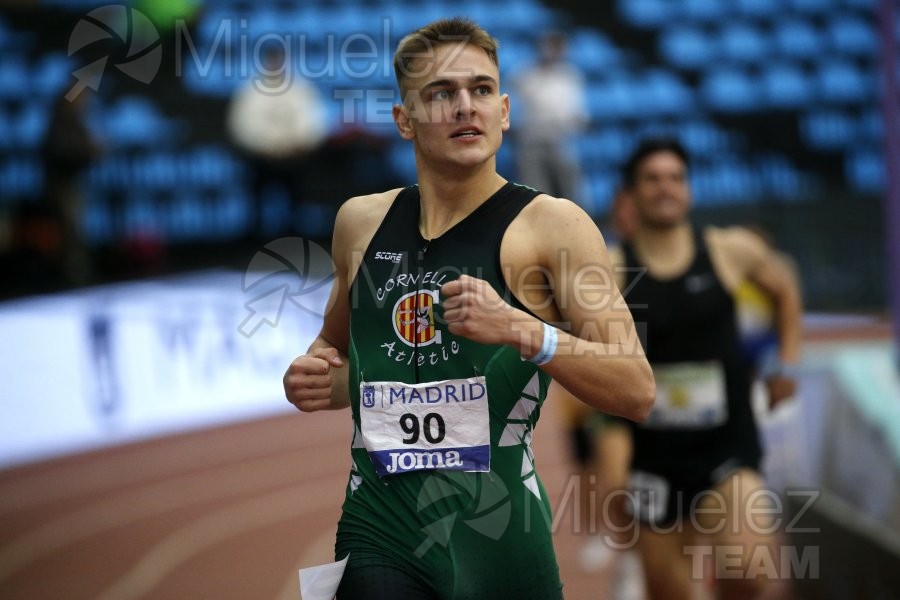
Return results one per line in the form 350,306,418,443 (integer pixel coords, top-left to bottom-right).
621,228,761,475
337,183,562,599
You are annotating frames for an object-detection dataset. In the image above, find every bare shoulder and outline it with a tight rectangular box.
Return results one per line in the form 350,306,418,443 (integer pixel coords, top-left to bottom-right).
518,193,595,229
706,225,770,286
502,193,613,321
707,225,767,261
336,188,403,233
513,194,607,259
335,188,403,246
334,188,404,275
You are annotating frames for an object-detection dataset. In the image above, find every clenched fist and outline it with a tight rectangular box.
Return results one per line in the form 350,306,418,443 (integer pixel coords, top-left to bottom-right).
283,347,344,412
441,274,519,346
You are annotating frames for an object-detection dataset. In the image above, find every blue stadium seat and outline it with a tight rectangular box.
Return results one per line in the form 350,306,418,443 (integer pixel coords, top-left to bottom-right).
757,154,805,199
243,8,281,38
816,59,871,103
659,26,717,70
617,0,676,29
197,7,233,46
16,104,49,149
585,74,641,120
34,54,74,99
2,158,43,200
189,145,241,187
858,109,883,142
642,69,695,115
692,160,761,205
800,109,855,150
719,23,770,64
389,141,417,184
290,5,328,38
678,120,733,157
841,0,876,10
84,194,114,244
761,63,814,108
414,2,460,31
828,14,878,57
846,149,884,193
789,0,833,15
138,152,180,191
0,16,35,52
216,192,250,239
493,0,556,33
577,127,631,164
588,171,618,213
682,0,728,23
568,29,622,74
101,97,182,148
123,192,159,237
736,0,781,19
169,191,208,240
0,58,28,99
701,68,760,112
328,5,371,34
773,19,824,59
182,55,240,97
498,38,537,78
0,108,11,149
295,201,333,238
496,143,516,182
385,12,424,40
455,2,495,31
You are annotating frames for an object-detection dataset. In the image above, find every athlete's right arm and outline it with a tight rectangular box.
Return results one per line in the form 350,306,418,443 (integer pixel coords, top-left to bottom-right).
283,209,352,411
283,190,400,412
282,307,351,411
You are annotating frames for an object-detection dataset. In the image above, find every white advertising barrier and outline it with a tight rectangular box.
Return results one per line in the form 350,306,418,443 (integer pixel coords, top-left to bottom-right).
0,268,331,468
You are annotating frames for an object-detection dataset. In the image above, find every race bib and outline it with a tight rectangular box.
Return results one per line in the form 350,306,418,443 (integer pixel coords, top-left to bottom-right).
359,376,491,477
642,361,728,429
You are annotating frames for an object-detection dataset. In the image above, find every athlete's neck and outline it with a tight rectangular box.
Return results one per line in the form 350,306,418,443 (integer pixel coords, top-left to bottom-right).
415,164,507,240
632,222,694,270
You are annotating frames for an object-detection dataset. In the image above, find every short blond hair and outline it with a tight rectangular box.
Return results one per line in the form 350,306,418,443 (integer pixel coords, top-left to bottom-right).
393,17,500,96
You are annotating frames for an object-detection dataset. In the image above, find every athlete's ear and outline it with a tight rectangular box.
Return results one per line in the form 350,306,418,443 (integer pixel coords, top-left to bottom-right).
500,93,510,132
393,103,415,140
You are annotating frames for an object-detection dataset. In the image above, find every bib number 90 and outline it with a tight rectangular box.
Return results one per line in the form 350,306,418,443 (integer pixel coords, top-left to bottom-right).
400,413,446,444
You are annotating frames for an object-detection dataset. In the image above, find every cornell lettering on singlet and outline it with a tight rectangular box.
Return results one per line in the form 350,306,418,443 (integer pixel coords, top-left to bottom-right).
360,377,491,476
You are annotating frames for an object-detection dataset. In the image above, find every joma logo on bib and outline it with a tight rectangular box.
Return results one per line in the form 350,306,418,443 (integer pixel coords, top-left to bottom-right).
386,449,464,473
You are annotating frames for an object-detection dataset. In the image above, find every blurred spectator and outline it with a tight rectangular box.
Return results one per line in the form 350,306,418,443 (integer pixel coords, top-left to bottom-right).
40,88,102,287
514,32,589,205
227,42,327,239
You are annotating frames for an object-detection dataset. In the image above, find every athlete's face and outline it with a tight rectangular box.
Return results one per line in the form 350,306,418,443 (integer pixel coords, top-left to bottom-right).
630,151,692,229
393,43,509,170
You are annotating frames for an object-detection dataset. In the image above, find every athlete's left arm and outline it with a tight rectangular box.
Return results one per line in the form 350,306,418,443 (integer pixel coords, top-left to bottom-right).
441,198,654,421
723,228,804,406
